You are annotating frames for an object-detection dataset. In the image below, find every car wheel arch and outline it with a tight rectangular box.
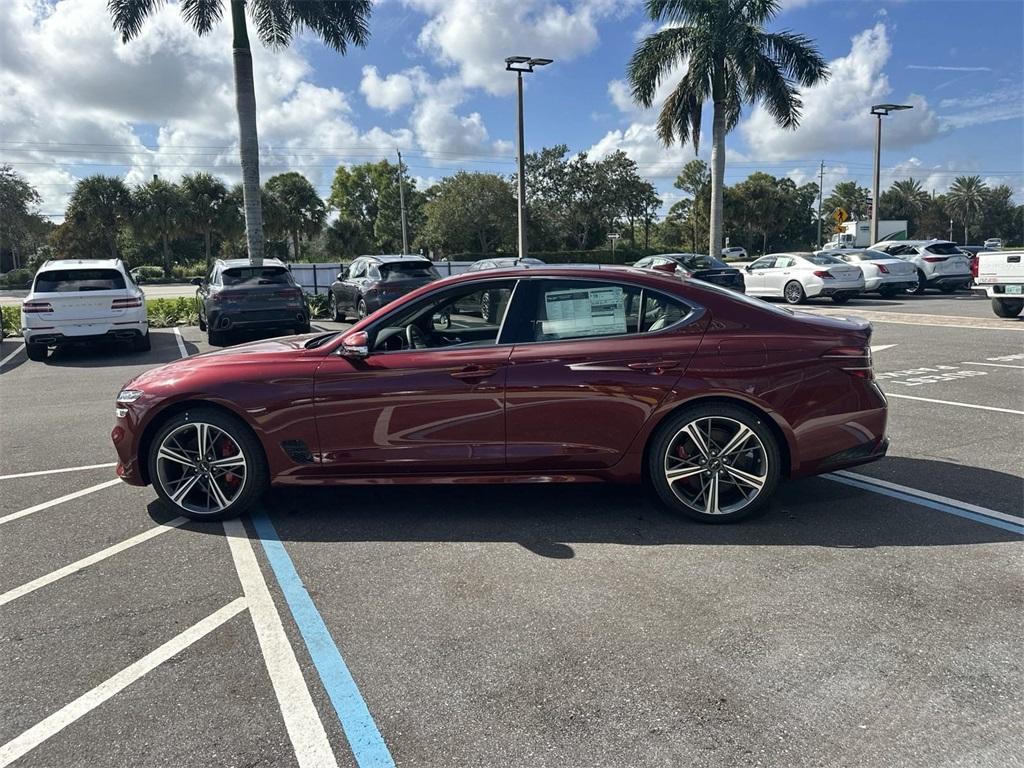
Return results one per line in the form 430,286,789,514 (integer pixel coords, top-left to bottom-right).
136,398,269,485
639,394,795,483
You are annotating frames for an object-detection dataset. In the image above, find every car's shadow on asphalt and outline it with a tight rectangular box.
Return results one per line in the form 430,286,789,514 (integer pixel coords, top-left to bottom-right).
32,330,198,368
154,457,1021,558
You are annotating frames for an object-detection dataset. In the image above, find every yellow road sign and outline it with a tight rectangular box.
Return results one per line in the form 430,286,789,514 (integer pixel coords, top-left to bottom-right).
832,207,849,225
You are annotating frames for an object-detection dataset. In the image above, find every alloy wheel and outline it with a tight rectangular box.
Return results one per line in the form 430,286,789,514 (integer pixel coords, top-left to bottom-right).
663,416,769,516
155,422,247,515
784,282,804,304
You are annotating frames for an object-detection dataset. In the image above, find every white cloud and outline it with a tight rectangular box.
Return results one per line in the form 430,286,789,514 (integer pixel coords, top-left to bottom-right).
741,23,942,161
359,65,427,113
907,65,992,72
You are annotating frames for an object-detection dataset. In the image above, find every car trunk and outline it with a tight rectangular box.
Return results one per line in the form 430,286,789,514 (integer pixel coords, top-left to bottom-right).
32,290,136,322
823,264,862,281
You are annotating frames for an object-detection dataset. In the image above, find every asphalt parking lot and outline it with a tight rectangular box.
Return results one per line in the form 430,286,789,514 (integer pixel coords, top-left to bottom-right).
1,292,1021,768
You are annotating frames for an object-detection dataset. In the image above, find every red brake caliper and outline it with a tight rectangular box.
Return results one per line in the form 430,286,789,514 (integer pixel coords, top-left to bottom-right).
218,438,241,488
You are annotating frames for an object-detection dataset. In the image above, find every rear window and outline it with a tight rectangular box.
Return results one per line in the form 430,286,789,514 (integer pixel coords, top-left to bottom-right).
861,249,893,261
925,243,964,256
379,262,440,281
805,254,843,266
680,255,728,270
222,267,293,286
34,269,126,292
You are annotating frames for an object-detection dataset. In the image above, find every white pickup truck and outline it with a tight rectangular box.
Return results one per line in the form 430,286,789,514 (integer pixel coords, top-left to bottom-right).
973,250,1024,318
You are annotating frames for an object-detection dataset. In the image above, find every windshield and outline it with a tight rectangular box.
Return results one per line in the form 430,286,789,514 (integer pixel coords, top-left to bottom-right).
379,262,440,281
925,242,965,256
34,268,126,292
222,266,294,286
680,254,728,270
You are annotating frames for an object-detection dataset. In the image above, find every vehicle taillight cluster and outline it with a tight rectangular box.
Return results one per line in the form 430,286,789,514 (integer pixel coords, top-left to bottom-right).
813,270,834,279
822,346,873,379
22,301,53,313
274,289,303,300
211,291,242,303
876,264,890,274
111,297,143,309
921,256,945,263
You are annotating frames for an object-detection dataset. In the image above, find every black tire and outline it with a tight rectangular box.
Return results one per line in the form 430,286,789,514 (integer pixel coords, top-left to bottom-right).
831,294,852,305
357,298,368,320
878,286,899,298
992,298,1024,318
783,281,806,305
198,313,207,332
208,329,227,347
25,341,47,361
939,284,957,294
911,270,927,294
147,406,268,521
133,332,152,352
648,403,781,524
329,292,345,322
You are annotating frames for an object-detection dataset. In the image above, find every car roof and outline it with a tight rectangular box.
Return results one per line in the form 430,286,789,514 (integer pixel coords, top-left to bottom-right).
361,254,432,264
39,258,123,270
217,257,288,269
874,239,952,247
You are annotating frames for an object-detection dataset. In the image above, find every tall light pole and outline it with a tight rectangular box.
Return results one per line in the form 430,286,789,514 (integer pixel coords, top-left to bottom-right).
396,150,409,255
870,103,913,245
506,55,553,261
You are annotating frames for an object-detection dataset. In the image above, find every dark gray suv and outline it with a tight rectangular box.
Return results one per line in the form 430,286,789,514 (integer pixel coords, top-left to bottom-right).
194,258,309,346
327,255,439,321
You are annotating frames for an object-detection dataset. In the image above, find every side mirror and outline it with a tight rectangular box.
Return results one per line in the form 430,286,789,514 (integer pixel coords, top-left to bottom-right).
745,265,753,272
340,330,369,359
190,277,204,286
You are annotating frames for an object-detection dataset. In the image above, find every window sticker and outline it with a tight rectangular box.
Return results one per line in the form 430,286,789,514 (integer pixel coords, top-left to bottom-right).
541,286,626,338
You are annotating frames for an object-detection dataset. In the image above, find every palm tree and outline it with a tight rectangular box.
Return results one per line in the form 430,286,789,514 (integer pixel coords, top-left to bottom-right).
629,0,829,257
65,175,132,260
132,178,185,277
108,0,372,266
264,172,326,261
181,172,230,271
945,175,988,243
879,178,930,235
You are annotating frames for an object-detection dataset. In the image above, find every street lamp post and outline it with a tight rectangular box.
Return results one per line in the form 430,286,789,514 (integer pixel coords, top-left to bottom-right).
505,55,553,262
870,103,913,245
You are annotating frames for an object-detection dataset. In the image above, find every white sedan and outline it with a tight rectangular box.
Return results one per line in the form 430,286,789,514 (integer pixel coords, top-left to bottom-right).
744,252,864,305
822,248,917,297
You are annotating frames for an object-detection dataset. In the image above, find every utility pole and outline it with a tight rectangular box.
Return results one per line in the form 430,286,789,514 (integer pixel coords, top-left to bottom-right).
869,104,913,244
817,160,824,249
396,151,409,255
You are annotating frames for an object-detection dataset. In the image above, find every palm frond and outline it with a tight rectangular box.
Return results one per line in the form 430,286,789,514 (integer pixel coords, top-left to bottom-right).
180,0,223,35
738,0,780,26
656,74,703,150
759,31,829,86
107,0,163,42
748,52,801,129
646,0,718,25
628,26,696,107
249,0,293,49
290,1,372,53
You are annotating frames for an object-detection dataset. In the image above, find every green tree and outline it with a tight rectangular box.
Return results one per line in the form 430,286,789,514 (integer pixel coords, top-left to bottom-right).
673,159,711,252
977,185,1019,243
109,0,372,266
64,176,133,261
328,160,421,253
879,177,930,236
629,0,828,257
0,165,45,269
131,178,186,277
264,172,326,260
824,181,871,222
945,175,988,243
421,172,516,255
181,172,232,270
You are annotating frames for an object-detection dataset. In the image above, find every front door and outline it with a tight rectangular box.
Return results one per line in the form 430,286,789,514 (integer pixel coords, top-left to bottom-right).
313,280,518,474
502,278,709,471
743,256,775,295
762,255,795,296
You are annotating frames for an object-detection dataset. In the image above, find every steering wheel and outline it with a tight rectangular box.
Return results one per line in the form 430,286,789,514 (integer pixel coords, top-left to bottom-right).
406,324,428,350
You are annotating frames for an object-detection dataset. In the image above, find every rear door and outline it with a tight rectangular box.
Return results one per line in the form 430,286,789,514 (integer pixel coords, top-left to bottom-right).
503,278,709,471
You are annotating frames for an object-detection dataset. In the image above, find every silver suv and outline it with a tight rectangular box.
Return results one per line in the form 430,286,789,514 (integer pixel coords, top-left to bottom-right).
870,239,972,294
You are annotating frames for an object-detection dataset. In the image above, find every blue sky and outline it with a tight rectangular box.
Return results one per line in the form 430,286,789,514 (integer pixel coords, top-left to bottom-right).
1,0,1021,216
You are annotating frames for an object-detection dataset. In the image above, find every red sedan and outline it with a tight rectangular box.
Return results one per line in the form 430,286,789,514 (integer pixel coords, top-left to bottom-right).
111,267,888,523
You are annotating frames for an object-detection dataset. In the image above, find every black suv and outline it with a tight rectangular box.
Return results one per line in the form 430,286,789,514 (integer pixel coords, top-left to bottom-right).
327,255,439,321
194,258,309,346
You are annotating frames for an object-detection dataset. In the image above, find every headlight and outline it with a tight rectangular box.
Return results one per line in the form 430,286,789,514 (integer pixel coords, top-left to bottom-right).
116,389,144,404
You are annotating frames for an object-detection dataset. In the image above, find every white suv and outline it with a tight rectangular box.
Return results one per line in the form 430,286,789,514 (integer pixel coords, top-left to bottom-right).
722,246,748,260
21,259,149,361
869,239,972,294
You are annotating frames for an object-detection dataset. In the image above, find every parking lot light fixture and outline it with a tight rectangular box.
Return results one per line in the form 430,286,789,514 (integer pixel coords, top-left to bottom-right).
870,103,914,244
506,55,553,262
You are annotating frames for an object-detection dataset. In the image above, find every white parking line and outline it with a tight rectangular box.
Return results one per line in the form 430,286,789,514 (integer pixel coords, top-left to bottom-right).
0,344,23,369
223,519,339,768
0,462,117,481
0,597,247,767
0,479,122,526
884,392,1024,415
0,517,188,607
962,361,1024,369
172,326,188,358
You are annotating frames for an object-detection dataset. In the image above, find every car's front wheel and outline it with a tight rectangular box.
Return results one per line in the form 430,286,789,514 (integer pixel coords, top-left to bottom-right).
649,404,781,523
148,407,268,521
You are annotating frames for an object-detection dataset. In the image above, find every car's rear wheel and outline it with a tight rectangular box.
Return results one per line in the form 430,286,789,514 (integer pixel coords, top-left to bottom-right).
939,284,957,294
783,281,806,305
208,329,227,347
357,298,368,320
25,341,47,361
992,298,1024,318
148,407,268,521
911,270,927,294
649,404,781,524
831,294,852,305
878,285,899,298
198,312,207,332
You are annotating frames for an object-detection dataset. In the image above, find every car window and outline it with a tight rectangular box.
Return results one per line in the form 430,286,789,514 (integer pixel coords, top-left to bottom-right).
861,249,891,261
34,268,127,292
349,260,366,279
221,266,294,286
925,242,964,256
680,254,727,270
367,264,381,280
634,258,651,268
749,257,775,270
379,261,440,280
516,279,690,343
774,256,795,268
805,254,843,266
886,245,915,256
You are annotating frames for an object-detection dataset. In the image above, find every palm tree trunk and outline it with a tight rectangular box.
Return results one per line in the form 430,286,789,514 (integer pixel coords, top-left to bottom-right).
162,234,171,277
109,237,118,260
204,229,212,272
231,1,264,267
708,100,726,258
292,229,300,262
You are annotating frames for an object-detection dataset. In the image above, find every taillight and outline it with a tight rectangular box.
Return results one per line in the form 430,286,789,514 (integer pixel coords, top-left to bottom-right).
822,346,873,379
22,301,53,313
813,270,834,279
876,263,889,274
111,297,143,309
212,291,241,303
275,289,302,300
971,258,979,278
922,256,945,263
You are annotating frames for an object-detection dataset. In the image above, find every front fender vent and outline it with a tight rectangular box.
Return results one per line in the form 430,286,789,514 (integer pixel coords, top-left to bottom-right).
281,440,314,463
